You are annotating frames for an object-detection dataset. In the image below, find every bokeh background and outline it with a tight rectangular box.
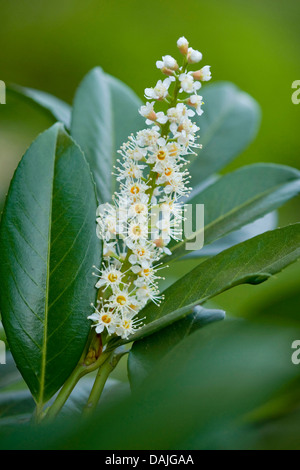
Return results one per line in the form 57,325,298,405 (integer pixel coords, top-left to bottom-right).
1,0,300,324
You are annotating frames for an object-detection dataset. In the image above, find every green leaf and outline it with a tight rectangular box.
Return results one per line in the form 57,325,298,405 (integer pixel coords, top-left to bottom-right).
71,67,144,202
71,68,113,203
0,123,101,405
128,306,225,389
3,320,298,450
105,73,144,160
167,163,300,263
188,211,277,258
7,84,72,128
189,82,261,185
121,223,300,343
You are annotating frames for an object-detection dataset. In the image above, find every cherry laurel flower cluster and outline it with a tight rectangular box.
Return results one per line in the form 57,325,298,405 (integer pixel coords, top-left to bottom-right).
88,37,211,340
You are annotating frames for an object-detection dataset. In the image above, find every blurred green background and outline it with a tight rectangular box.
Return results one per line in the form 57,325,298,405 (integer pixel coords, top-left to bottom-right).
0,0,300,323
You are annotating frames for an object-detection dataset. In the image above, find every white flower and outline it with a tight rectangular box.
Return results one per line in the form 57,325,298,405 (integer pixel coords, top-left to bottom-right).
126,145,147,161
188,94,204,115
120,178,149,201
102,241,117,257
167,103,195,123
94,265,124,290
109,287,138,314
129,242,160,267
187,47,203,64
144,77,175,101
136,129,160,148
156,55,178,70
96,203,118,241
115,313,143,339
139,101,157,121
155,111,168,125
179,73,201,94
88,307,117,335
127,220,148,244
128,202,148,220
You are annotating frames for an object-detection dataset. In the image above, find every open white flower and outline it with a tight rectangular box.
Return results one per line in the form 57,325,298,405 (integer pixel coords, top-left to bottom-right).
188,94,204,116
94,265,124,290
179,73,201,94
144,77,175,101
88,307,118,335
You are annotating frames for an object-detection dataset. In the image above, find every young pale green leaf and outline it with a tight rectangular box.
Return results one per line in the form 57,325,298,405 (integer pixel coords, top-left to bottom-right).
0,123,101,405
71,67,144,202
189,82,260,186
119,223,300,343
128,306,225,389
7,84,72,128
166,163,300,263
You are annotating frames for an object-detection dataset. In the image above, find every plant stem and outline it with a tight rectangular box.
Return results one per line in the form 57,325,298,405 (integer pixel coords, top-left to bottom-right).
44,350,111,422
83,348,128,417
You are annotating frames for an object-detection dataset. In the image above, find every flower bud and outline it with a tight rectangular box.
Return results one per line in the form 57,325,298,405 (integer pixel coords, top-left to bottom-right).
187,47,203,64
161,66,176,76
192,66,211,81
177,36,189,55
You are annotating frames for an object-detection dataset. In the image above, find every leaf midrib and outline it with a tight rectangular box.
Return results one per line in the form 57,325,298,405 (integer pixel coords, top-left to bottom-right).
38,136,57,407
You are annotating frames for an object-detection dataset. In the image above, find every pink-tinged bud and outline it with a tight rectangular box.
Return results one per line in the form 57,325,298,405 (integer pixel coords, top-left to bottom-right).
177,36,189,55
147,110,157,121
192,70,203,80
154,237,164,248
193,66,211,81
161,66,176,76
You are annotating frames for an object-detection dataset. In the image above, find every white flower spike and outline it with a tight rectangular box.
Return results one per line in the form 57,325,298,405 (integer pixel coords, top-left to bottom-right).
89,37,212,341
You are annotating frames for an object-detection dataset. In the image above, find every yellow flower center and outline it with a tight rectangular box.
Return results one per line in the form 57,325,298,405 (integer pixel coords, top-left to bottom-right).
101,314,111,324
130,185,140,194
116,295,127,305
157,150,167,161
168,144,179,157
132,225,142,235
108,273,118,283
135,204,144,214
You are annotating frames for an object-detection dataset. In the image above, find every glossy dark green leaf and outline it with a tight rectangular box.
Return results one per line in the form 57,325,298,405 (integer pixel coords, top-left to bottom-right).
189,81,261,186
0,123,101,405
128,306,225,389
7,84,72,128
71,67,144,202
121,223,300,343
167,164,300,263
187,211,277,258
